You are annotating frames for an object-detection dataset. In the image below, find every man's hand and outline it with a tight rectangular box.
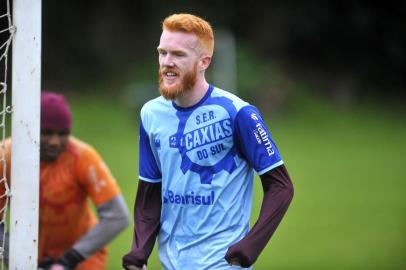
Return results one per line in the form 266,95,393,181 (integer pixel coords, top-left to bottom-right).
56,248,84,269
37,262,74,270
225,244,253,268
37,257,56,270
122,251,147,270
47,263,70,270
125,264,147,270
228,258,241,266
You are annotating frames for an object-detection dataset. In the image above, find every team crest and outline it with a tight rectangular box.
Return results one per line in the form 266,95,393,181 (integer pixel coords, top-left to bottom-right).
169,97,238,184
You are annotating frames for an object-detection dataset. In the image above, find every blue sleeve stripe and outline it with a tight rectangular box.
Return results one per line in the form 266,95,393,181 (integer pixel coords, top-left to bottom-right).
257,160,284,175
139,119,162,179
139,176,162,183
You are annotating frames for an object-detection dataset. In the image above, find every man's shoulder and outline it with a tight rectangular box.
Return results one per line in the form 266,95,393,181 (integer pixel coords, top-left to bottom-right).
4,137,11,147
65,136,96,158
140,96,173,121
68,136,90,149
141,96,171,110
210,86,250,111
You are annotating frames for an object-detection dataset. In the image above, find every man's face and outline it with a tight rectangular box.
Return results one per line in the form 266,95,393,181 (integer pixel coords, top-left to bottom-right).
40,128,70,162
157,30,200,100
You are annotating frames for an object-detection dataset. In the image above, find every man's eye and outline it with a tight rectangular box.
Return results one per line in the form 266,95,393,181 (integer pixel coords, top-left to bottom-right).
41,129,69,136
41,130,53,136
58,131,69,136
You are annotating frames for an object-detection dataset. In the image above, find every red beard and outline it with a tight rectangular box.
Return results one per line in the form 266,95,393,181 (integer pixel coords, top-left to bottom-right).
158,63,198,100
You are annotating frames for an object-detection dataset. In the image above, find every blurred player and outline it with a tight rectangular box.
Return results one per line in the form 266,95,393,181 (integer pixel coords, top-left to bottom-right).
0,91,130,270
122,13,294,270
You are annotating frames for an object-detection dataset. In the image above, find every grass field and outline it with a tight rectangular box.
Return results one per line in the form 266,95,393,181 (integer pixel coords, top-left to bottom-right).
70,94,406,270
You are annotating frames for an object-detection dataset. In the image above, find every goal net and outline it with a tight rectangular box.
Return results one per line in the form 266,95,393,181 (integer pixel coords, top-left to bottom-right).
0,0,14,268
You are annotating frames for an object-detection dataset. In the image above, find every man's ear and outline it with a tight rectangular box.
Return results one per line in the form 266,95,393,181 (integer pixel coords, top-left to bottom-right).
199,55,212,71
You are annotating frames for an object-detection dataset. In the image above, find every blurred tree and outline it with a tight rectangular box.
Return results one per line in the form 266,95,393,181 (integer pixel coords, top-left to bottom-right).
39,0,405,102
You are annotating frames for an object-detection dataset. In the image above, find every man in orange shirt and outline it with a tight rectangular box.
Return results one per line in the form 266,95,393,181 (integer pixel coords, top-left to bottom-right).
0,91,130,270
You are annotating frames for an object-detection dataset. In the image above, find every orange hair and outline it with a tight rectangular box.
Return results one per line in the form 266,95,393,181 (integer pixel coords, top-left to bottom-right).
162,13,214,57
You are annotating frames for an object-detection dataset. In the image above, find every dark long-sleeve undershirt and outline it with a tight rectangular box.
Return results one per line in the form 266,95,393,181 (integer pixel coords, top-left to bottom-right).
122,180,162,269
225,164,294,267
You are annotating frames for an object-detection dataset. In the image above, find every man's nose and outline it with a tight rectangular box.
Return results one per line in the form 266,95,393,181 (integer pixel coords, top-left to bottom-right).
161,54,175,67
48,134,62,146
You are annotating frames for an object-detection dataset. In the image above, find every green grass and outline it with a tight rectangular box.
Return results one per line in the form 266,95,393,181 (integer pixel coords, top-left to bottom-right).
69,95,406,270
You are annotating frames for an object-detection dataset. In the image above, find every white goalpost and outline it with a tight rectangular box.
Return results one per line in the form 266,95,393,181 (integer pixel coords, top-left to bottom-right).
8,0,41,269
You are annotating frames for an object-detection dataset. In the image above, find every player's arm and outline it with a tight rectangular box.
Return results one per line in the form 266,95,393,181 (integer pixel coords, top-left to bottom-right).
123,119,162,270
225,105,294,267
54,198,130,270
122,179,162,270
45,195,129,269
225,165,293,267
52,146,130,269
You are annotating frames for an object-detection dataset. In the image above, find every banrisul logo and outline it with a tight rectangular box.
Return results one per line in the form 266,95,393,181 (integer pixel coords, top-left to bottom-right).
169,96,238,184
163,190,215,205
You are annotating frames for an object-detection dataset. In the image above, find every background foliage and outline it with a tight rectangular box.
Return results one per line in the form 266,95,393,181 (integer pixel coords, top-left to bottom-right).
40,0,405,104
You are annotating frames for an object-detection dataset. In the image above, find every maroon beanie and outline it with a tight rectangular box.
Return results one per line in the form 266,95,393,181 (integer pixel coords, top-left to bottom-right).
41,91,72,130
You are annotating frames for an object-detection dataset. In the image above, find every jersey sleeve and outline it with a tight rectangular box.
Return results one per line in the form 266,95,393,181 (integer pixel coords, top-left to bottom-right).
139,119,162,182
234,105,283,175
77,146,121,206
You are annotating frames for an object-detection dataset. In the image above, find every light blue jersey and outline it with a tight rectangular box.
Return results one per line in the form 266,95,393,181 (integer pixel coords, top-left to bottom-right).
139,85,283,270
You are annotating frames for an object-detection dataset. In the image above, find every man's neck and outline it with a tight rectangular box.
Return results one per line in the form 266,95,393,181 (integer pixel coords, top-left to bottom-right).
174,80,209,108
